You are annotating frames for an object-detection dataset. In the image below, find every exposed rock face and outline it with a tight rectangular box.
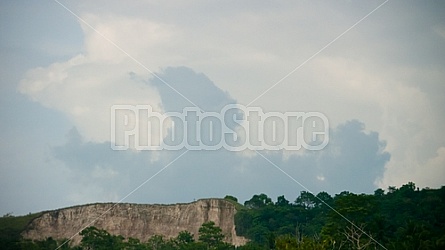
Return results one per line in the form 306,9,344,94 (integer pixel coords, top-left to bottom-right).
22,199,247,246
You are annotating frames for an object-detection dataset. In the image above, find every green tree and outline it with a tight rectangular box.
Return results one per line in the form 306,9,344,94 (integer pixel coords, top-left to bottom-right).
146,235,176,250
236,242,267,250
314,192,333,208
275,195,290,207
224,195,238,203
274,234,298,250
373,188,385,197
244,194,272,209
126,237,147,250
295,191,316,209
198,221,225,249
176,230,194,245
80,226,124,250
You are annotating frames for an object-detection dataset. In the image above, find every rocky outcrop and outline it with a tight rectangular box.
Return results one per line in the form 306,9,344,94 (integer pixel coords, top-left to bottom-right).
22,199,247,246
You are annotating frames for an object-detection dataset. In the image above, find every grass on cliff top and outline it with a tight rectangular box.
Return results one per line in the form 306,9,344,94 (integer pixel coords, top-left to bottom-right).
223,196,244,210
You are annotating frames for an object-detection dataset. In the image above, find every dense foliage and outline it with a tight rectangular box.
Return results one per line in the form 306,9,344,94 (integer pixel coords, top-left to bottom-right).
1,182,444,249
235,182,445,249
0,212,42,249
0,221,234,250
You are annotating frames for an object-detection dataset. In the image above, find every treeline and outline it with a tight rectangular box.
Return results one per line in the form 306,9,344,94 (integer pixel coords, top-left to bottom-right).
1,182,444,249
234,182,445,249
8,221,234,250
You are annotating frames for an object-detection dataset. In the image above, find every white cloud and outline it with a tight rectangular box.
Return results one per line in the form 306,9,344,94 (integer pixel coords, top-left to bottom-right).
412,147,445,188
20,4,445,190
19,16,165,143
12,1,445,214
80,14,176,65
306,56,445,189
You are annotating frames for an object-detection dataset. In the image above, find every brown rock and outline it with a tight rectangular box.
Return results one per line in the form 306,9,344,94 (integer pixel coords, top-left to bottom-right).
22,198,247,246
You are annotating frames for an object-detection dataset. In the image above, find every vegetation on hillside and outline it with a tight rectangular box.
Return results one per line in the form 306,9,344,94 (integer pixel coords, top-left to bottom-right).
234,182,445,249
0,212,42,249
8,221,235,250
1,182,444,249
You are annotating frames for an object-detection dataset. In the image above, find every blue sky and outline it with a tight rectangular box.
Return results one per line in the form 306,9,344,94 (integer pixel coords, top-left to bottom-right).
1,0,444,215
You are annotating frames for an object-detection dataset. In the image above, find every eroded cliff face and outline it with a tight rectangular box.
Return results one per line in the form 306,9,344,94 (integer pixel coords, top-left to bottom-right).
22,199,247,246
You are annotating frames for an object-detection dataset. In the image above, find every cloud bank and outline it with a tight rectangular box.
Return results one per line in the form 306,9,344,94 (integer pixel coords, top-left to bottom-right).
2,0,444,215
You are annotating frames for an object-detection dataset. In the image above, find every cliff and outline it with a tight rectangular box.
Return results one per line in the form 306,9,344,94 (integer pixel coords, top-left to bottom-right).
22,199,247,246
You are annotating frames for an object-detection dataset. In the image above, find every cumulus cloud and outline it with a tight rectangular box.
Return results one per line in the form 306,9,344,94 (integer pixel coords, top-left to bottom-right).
150,66,236,112
8,1,445,214
416,147,445,188
53,121,391,205
51,67,390,205
18,15,166,143
264,54,445,190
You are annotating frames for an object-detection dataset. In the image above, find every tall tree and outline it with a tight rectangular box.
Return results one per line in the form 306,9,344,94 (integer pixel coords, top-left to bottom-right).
198,221,225,249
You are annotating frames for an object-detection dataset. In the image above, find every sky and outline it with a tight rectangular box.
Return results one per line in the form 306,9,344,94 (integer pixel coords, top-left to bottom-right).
1,0,444,216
